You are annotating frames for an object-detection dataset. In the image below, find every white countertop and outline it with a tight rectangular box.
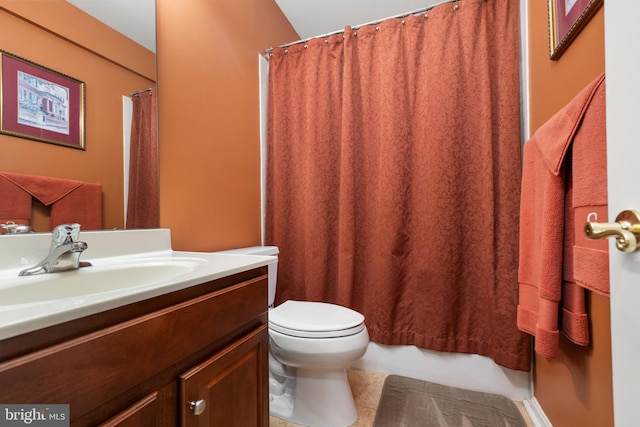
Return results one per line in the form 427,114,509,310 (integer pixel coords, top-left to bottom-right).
0,229,275,341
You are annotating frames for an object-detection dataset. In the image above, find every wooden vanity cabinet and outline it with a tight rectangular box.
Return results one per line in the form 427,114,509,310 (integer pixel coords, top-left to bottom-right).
0,269,269,427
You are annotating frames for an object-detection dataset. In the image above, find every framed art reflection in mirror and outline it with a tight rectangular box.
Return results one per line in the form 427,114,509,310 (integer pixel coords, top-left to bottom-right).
0,50,85,149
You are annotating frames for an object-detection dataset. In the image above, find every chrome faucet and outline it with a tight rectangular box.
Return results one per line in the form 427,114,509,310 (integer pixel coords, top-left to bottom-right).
19,223,90,276
1,221,32,234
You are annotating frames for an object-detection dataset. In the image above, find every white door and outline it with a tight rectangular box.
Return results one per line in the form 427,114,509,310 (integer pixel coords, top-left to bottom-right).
604,2,640,425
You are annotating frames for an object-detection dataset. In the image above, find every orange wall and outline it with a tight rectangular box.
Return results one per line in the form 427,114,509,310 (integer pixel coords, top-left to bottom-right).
0,2,156,230
528,3,613,427
156,0,298,251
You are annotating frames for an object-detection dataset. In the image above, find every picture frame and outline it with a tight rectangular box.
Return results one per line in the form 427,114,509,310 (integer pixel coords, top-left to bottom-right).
0,50,85,149
548,0,603,60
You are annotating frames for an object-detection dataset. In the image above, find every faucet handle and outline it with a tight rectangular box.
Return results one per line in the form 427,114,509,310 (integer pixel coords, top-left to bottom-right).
52,223,81,245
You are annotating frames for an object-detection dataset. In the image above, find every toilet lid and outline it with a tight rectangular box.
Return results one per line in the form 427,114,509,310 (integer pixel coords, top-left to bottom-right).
269,300,365,338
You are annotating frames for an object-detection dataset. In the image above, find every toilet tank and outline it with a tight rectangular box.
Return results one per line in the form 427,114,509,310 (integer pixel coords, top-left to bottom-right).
217,246,279,307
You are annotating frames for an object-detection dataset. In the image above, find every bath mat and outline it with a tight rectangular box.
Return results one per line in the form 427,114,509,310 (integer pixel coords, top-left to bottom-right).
373,375,527,427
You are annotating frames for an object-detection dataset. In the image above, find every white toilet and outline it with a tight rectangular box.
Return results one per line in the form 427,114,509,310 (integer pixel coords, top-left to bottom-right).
221,246,369,427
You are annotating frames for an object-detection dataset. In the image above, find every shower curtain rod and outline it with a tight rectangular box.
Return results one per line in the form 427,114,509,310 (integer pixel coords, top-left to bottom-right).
130,87,154,97
265,0,459,54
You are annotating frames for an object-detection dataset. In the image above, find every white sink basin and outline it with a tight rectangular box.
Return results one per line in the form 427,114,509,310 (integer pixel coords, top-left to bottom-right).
0,257,205,305
0,228,276,342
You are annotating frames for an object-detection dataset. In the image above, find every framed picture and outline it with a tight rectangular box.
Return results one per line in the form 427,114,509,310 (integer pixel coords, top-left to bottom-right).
548,0,603,60
0,50,85,149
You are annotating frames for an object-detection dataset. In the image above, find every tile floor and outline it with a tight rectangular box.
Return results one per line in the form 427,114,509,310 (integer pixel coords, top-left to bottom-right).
269,368,535,427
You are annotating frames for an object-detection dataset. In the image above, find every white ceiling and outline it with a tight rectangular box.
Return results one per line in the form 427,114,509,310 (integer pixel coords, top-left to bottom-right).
65,0,156,52
67,0,446,53
275,0,444,41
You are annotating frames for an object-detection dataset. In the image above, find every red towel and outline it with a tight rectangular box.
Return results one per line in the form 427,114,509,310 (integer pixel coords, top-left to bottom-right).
517,73,607,358
51,182,102,230
0,172,82,204
0,172,102,231
569,78,609,296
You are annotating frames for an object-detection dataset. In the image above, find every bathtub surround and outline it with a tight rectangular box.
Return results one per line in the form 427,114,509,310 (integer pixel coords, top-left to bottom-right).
266,0,530,371
354,342,530,401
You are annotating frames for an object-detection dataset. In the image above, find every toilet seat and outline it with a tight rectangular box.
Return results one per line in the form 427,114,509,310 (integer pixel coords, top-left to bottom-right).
269,300,365,338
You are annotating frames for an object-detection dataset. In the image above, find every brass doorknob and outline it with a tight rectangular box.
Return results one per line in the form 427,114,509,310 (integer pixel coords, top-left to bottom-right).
584,210,640,252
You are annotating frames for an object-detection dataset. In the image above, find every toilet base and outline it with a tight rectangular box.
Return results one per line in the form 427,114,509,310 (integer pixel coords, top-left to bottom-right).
269,367,358,427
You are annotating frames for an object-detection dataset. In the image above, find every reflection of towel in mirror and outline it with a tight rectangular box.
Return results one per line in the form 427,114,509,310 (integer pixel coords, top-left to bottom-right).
517,73,607,359
51,182,102,230
0,172,102,231
0,175,32,228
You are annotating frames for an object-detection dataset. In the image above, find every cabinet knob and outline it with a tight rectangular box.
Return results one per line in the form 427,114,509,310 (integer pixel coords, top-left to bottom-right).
189,399,206,416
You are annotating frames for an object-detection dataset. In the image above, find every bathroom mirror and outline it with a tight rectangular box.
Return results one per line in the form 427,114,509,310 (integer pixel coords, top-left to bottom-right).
0,0,157,231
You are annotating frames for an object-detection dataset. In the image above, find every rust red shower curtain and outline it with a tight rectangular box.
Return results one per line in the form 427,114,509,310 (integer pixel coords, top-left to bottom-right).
127,88,159,229
266,0,530,371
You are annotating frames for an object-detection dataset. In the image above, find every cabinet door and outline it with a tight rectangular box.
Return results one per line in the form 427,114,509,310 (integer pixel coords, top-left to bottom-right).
98,393,160,427
180,325,269,427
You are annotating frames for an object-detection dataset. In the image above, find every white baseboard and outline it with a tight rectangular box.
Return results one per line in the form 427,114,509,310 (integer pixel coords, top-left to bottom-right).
523,397,552,427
